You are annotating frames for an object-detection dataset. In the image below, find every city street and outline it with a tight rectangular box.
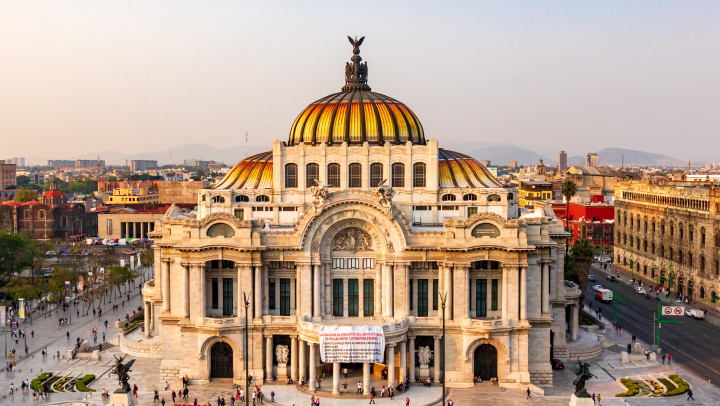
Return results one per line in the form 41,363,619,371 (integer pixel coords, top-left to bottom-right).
586,262,720,387
0,275,146,403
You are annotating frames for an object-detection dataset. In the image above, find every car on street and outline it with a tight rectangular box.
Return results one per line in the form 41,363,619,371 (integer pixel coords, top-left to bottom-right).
606,275,618,282
588,275,596,282
551,359,565,370
592,285,604,292
685,309,705,320
600,256,611,263
634,287,646,294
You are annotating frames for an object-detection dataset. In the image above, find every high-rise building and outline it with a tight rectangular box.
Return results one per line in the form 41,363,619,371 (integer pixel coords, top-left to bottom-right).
558,151,568,172
586,153,599,167
131,160,158,171
48,160,75,167
76,159,105,168
508,161,519,169
6,157,25,167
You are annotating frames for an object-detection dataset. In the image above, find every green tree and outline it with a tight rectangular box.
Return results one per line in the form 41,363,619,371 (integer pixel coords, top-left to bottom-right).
561,179,577,257
107,176,118,182
16,175,30,186
0,230,31,281
14,188,36,203
570,238,595,302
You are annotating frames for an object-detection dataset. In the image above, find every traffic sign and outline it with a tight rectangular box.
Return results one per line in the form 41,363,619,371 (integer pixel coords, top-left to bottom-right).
662,306,684,316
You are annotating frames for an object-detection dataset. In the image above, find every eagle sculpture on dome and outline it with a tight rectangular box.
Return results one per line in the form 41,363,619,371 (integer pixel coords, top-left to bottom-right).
348,36,364,49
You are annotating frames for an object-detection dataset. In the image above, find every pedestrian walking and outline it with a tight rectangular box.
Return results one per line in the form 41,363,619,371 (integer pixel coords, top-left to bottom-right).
618,324,622,333
597,393,601,405
592,393,595,403
343,382,347,393
172,390,177,403
668,354,672,366
662,354,666,365
632,335,636,343
270,391,275,402
405,397,409,406
154,390,160,403
527,388,531,399
687,388,694,401
133,384,138,398
357,381,362,394
369,393,375,404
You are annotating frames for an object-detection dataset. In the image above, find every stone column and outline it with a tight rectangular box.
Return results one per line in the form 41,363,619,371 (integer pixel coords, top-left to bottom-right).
400,340,407,383
384,263,393,317
501,266,508,320
408,336,416,382
444,265,453,320
296,266,302,317
454,265,469,319
237,266,244,317
571,304,579,341
313,264,321,318
290,335,298,382
541,263,550,315
162,260,171,313
199,265,206,318
332,362,340,394
143,302,150,338
266,334,273,381
308,343,317,390
299,339,306,382
433,336,441,382
375,262,382,317
387,343,396,387
181,263,190,319
363,363,371,394
254,265,262,319
520,266,527,321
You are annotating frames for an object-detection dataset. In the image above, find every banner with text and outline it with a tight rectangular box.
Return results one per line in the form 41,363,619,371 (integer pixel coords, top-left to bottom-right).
319,325,385,363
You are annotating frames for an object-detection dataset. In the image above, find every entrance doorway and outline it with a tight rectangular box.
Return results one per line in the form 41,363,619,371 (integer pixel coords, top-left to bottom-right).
210,342,233,379
473,344,497,381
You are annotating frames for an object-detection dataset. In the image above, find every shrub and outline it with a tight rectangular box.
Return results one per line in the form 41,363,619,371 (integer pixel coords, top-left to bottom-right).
662,375,689,396
76,374,96,392
616,378,640,397
30,372,53,391
659,378,676,391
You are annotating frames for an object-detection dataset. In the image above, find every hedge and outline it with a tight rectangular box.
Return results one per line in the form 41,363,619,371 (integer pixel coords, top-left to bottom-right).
616,378,640,397
30,372,53,391
658,378,676,392
662,375,689,396
76,375,96,392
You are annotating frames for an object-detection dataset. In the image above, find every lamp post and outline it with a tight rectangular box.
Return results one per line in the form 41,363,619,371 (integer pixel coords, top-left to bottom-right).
439,292,447,406
243,292,250,406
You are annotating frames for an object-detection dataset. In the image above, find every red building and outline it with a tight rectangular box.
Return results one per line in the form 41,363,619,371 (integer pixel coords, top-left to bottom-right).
566,199,614,254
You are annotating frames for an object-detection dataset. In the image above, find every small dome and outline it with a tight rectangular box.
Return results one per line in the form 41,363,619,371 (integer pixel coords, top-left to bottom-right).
21,200,41,206
439,149,503,188
44,189,66,200
212,151,273,190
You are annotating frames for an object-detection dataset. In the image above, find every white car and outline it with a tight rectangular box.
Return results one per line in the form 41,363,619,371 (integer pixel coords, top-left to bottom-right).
592,285,604,292
685,309,705,320
634,287,646,294
600,256,611,263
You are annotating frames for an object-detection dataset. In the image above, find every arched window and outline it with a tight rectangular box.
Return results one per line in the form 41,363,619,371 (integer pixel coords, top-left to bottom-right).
306,163,319,187
488,194,502,202
679,250,684,264
61,216,67,227
207,223,235,238
652,220,656,234
285,163,298,188
413,162,426,188
700,256,706,272
463,194,478,201
623,233,627,245
370,163,383,187
701,227,706,246
441,194,456,201
651,242,655,254
689,225,694,241
689,253,693,267
327,163,340,187
256,195,269,202
348,163,362,188
660,244,664,257
661,221,665,235
211,196,225,203
391,163,404,188
235,195,249,202
630,217,634,228
507,193,514,201
670,222,674,237
643,240,647,252
24,210,31,219
38,210,45,219
629,237,633,248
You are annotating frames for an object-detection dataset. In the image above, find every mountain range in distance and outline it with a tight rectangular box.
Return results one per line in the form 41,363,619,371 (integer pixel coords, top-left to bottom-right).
21,143,692,168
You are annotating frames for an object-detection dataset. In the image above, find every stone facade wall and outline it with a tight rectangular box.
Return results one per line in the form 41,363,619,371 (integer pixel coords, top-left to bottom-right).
159,181,209,204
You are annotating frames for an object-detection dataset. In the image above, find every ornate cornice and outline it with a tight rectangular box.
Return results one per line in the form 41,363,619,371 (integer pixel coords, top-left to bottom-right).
199,212,252,228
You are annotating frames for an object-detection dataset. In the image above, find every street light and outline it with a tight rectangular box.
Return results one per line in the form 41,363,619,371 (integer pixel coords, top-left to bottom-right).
439,292,447,406
243,292,250,406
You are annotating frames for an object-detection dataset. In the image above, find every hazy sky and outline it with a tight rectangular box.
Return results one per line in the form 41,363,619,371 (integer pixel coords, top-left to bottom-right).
1,1,719,161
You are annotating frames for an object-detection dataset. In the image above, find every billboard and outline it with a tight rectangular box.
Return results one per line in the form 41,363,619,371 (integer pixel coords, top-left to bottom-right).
319,325,385,363
18,299,25,319
0,306,5,326
78,276,84,293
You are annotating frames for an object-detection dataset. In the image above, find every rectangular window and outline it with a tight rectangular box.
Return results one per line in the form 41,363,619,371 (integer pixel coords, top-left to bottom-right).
269,278,276,310
363,279,374,316
349,163,362,188
348,279,359,317
363,258,375,269
370,163,383,187
409,280,413,311
328,163,340,187
477,279,487,317
347,258,359,269
223,278,233,316
212,278,219,309
392,163,404,187
332,258,345,269
491,279,498,311
418,279,429,317
433,279,439,310
107,219,112,235
333,279,343,317
234,209,244,220
467,207,477,217
280,278,291,316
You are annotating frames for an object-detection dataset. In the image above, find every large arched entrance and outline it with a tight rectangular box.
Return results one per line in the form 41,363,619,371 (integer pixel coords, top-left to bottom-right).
210,342,233,379
473,344,497,381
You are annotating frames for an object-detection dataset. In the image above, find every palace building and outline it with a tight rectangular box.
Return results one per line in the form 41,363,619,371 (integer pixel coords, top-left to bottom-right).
141,39,571,390
614,180,720,305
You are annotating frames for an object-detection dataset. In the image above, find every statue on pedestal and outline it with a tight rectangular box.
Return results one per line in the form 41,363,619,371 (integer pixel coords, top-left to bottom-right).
572,358,596,397
112,355,136,393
